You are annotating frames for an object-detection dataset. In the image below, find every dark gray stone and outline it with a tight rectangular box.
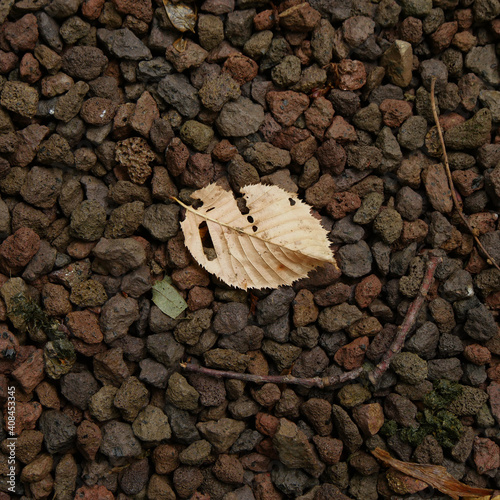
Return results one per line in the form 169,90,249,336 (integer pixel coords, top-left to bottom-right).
39,410,77,454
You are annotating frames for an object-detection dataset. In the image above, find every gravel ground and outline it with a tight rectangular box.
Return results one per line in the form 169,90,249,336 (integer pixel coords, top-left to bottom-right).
0,0,500,499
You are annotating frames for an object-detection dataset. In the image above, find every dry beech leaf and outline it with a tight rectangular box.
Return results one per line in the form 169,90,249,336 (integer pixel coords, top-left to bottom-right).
163,0,197,33
175,183,336,290
372,448,494,500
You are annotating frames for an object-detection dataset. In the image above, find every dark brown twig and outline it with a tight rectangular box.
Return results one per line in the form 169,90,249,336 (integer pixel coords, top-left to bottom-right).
429,77,500,272
367,254,441,385
182,255,440,389
181,363,364,389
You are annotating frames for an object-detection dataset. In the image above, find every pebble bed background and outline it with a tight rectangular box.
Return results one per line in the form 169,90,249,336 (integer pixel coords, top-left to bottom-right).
0,0,499,498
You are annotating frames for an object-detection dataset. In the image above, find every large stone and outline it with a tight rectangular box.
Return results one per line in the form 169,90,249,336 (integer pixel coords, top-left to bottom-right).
272,418,324,477
216,97,264,137
197,418,245,453
97,28,152,60
380,40,413,88
444,109,492,150
465,45,500,86
92,238,146,276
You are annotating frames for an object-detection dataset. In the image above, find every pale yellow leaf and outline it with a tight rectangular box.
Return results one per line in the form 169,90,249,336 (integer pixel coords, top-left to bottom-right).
176,183,336,290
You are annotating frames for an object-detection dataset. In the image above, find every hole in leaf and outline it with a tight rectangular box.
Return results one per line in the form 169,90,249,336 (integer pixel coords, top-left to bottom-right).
198,222,214,248
237,197,249,215
193,200,203,209
247,216,254,223
289,198,296,206
252,225,258,232
206,207,215,212
199,222,217,260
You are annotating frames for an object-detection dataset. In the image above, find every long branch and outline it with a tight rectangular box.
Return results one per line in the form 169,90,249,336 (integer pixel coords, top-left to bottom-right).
182,256,440,388
367,254,440,385
429,77,500,272
181,363,363,389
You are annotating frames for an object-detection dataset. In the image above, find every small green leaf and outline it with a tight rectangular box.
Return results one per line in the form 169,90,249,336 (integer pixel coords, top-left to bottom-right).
151,276,187,319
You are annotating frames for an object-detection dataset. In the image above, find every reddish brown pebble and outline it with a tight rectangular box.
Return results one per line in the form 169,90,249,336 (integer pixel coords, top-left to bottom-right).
255,412,280,437
240,453,272,472
474,437,500,474
171,265,210,291
66,310,104,344
67,241,96,260
465,248,488,274
130,91,159,137
80,97,117,126
379,99,413,128
213,454,244,484
399,219,428,245
11,349,44,394
352,403,384,436
256,437,279,459
254,472,283,500
270,126,309,150
469,212,497,235
399,17,423,44
82,0,105,19
74,485,115,500
422,164,453,214
326,192,361,219
19,53,42,84
485,291,500,310
325,116,357,143
312,436,343,464
464,344,491,366
187,286,214,311
386,469,428,495
41,283,70,317
267,91,310,127
212,139,238,162
4,14,39,52
439,112,466,131
77,420,102,461
334,336,369,370
0,227,40,275
304,97,334,139
279,2,321,32
35,381,60,410
355,275,382,309
223,54,259,85
0,50,18,74
0,324,19,362
13,401,42,435
153,444,181,474
166,138,189,177
430,21,458,53
451,169,484,197
254,10,276,31
251,383,281,408
455,9,473,29
333,59,366,91
112,0,153,23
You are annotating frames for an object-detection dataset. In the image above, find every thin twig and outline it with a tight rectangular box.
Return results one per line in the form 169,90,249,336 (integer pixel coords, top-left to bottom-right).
430,77,500,272
182,255,441,389
367,254,441,386
181,363,364,389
